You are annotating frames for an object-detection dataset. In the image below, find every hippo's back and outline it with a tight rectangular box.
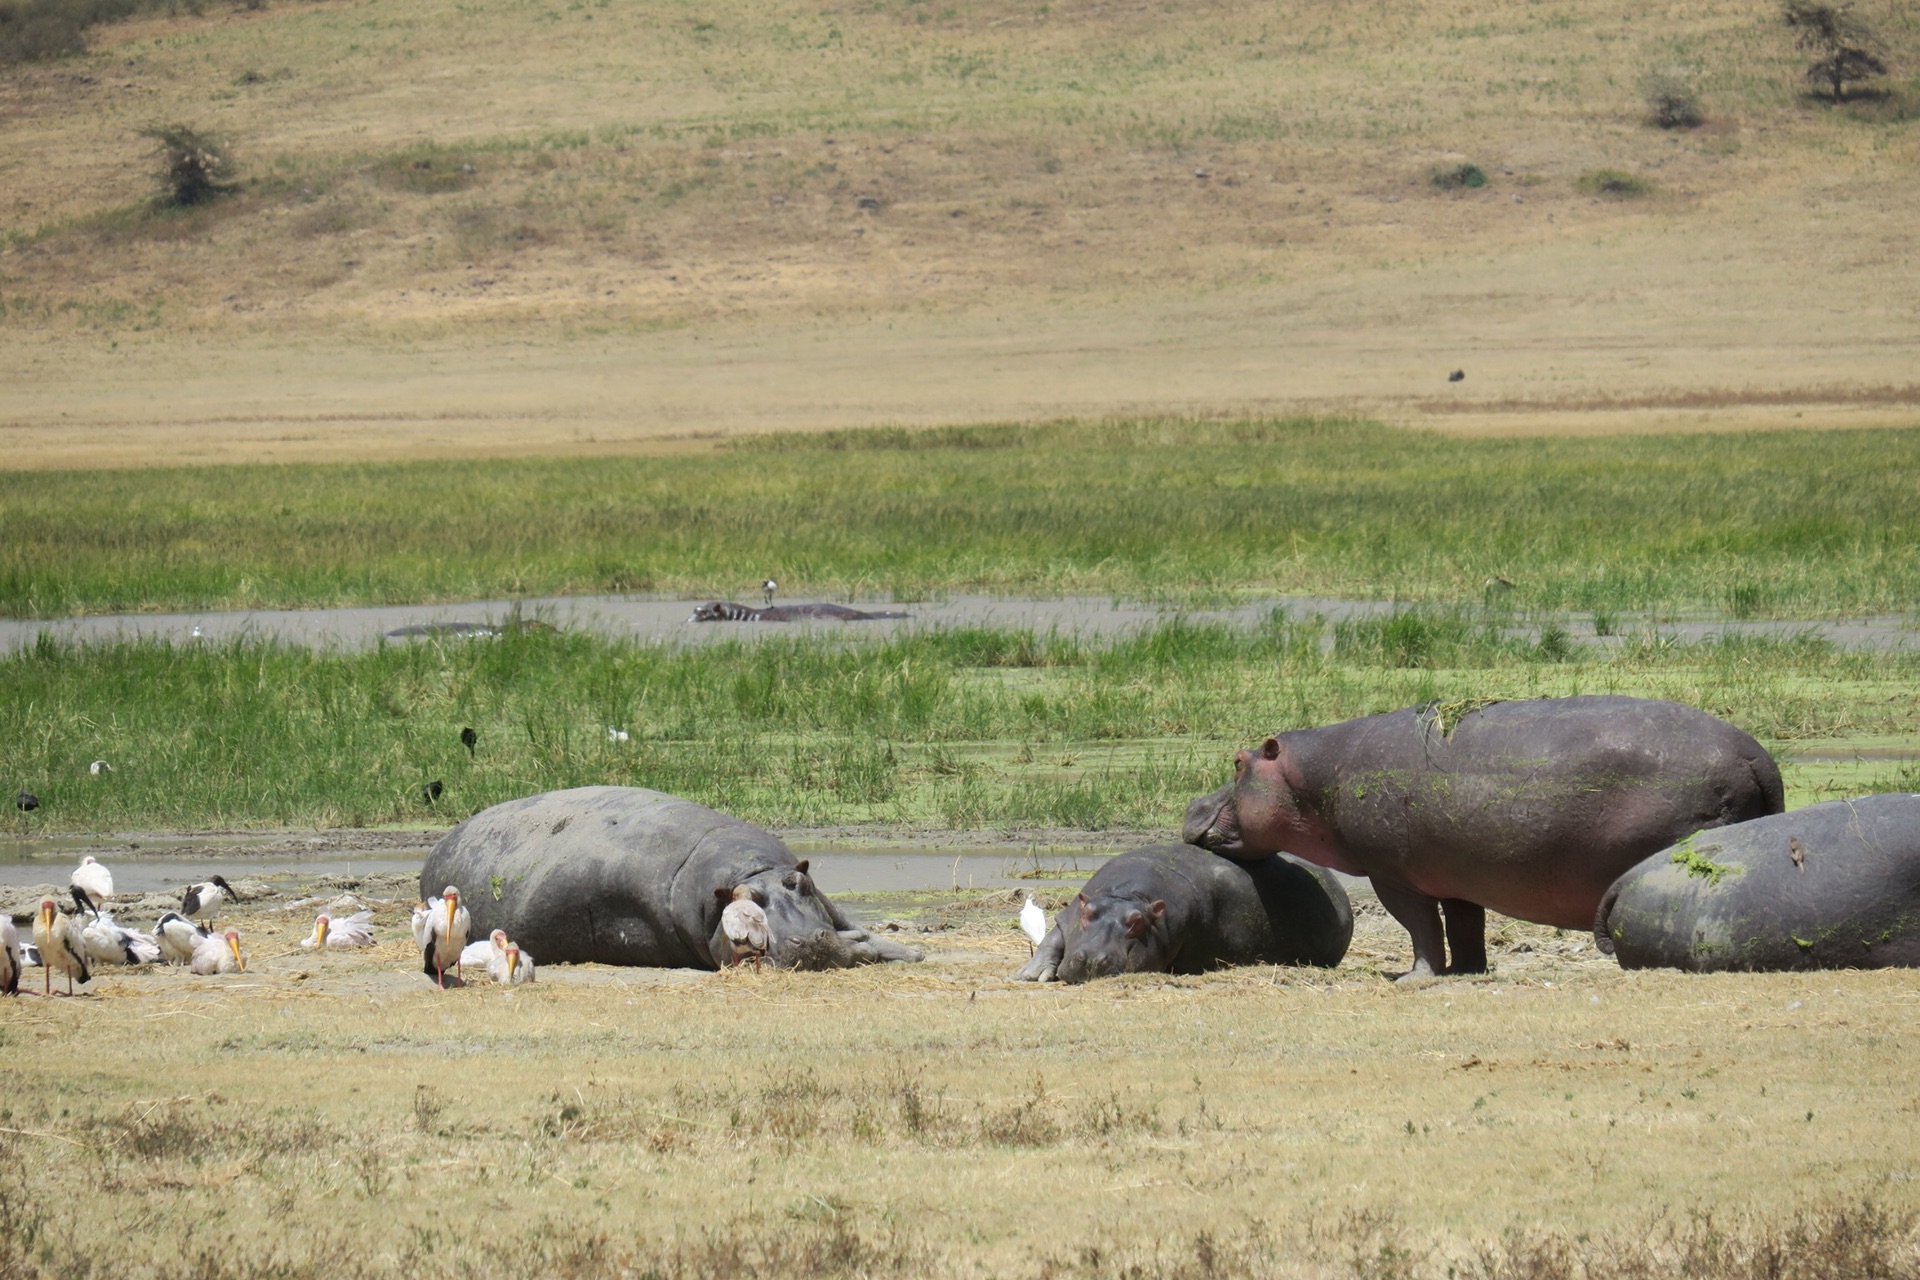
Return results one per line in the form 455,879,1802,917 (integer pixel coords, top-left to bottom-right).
1599,793,1920,972
423,786,789,966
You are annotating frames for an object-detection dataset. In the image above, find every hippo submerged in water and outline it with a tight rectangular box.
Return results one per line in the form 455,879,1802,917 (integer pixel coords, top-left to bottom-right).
1597,793,1920,971
422,787,922,970
1184,696,1782,980
1014,844,1352,983
691,602,909,623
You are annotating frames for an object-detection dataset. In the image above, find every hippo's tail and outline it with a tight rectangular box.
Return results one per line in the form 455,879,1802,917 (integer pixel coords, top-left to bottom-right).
1592,880,1623,956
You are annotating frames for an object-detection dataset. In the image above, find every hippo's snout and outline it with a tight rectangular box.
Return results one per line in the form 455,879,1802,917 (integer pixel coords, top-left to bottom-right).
773,927,858,971
1183,784,1235,851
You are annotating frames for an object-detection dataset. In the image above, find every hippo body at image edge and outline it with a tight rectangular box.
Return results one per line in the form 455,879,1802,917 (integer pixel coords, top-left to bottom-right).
691,602,909,623
1183,696,1783,979
422,786,922,970
1014,844,1353,984
1597,793,1920,972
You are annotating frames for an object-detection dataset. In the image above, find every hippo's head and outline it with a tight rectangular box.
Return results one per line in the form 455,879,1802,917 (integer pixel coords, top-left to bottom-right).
1183,736,1312,861
705,860,859,970
1056,892,1169,983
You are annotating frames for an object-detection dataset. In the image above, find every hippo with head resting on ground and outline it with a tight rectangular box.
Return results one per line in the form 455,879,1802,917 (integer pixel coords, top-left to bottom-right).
1184,696,1782,980
423,786,922,970
1014,843,1352,983
1597,793,1920,971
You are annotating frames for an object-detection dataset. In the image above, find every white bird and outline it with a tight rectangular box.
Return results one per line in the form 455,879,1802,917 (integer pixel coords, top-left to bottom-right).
607,727,629,743
1020,895,1048,953
71,856,114,911
1,916,20,996
154,913,210,966
762,578,778,606
181,876,237,927
460,928,507,970
191,929,245,975
301,910,375,949
410,901,432,951
33,898,90,996
719,885,770,969
190,625,203,639
421,886,471,988
88,760,111,777
79,911,160,966
486,941,535,985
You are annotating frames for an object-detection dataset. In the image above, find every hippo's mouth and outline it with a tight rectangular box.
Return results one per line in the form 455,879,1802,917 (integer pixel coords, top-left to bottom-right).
1181,789,1240,854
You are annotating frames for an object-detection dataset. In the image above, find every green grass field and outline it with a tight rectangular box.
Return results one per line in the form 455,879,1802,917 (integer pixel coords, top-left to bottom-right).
5,617,1916,833
6,418,1920,619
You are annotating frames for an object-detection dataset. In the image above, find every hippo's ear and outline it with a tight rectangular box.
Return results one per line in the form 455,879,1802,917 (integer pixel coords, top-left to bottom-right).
1077,892,1093,924
794,860,809,875
1260,737,1281,761
714,886,733,904
1149,900,1166,920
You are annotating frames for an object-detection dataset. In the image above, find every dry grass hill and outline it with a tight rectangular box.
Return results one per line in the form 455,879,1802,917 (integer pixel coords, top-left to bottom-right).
1,0,1916,464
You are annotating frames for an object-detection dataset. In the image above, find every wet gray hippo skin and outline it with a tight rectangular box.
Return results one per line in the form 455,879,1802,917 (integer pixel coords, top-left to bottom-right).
1183,696,1783,980
422,786,922,969
1013,844,1352,984
691,602,909,622
1597,793,1920,971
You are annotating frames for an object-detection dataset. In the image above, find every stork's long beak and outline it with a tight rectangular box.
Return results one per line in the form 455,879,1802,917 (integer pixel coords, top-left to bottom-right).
313,919,328,947
229,936,244,971
446,897,457,931
507,950,518,981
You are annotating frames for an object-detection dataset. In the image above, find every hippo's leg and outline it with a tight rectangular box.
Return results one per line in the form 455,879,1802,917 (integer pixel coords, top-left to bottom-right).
1371,879,1449,981
1013,923,1065,983
835,929,927,965
1441,899,1487,975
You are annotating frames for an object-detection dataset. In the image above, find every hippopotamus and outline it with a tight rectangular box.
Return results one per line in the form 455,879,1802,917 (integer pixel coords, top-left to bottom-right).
1183,696,1782,980
1013,844,1352,983
1596,793,1920,971
422,786,922,970
690,602,909,622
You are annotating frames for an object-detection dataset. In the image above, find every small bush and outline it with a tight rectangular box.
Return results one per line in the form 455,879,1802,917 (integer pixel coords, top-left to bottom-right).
143,124,236,206
1642,70,1704,128
1430,162,1488,191
1578,169,1653,198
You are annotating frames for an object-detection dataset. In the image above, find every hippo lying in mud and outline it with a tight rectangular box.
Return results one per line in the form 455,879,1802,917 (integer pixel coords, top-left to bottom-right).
422,787,922,970
691,602,909,623
1013,844,1352,983
1597,793,1920,971
1183,696,1782,980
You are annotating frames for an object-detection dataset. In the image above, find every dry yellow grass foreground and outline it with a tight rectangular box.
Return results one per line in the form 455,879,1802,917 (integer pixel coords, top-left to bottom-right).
6,890,1917,1275
2,0,1918,466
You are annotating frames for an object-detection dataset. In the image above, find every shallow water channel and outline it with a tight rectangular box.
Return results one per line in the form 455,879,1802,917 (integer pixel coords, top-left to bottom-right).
0,834,1118,896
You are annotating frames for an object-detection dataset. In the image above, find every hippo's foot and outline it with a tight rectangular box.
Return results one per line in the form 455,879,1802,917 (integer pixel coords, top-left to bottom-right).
1392,959,1442,984
1012,953,1058,983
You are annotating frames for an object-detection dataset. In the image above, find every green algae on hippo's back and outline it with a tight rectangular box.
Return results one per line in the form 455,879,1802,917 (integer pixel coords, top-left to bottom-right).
1596,793,1920,972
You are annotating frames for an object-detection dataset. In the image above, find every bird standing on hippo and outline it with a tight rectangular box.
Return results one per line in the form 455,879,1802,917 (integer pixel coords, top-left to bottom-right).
1183,696,1782,980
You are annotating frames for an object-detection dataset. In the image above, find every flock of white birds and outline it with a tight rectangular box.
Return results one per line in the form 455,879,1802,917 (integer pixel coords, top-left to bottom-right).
0,857,538,997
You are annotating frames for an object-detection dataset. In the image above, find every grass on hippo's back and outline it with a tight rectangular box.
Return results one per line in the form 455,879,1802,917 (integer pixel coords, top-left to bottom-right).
5,418,1920,618
2,618,1917,833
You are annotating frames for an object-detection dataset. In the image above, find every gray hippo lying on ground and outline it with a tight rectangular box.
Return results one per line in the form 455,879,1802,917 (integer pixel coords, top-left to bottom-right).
1597,793,1920,971
1183,696,1782,980
690,602,909,622
422,786,922,970
1013,844,1352,983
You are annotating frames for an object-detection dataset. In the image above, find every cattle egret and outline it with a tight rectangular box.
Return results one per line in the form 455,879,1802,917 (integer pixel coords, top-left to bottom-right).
607,727,629,743
302,910,376,949
487,941,535,985
190,625,203,639
15,792,38,813
181,876,237,927
191,929,245,975
422,886,471,988
80,911,160,966
33,898,90,996
71,856,113,907
0,917,20,997
460,727,477,757
88,760,111,776
719,885,771,969
155,913,210,966
1020,896,1047,953
762,579,778,606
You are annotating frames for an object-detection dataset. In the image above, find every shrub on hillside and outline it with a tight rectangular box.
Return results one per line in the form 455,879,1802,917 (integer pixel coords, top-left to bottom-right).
1430,162,1488,191
142,124,235,206
1578,169,1653,198
1642,70,1704,128
0,0,160,64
